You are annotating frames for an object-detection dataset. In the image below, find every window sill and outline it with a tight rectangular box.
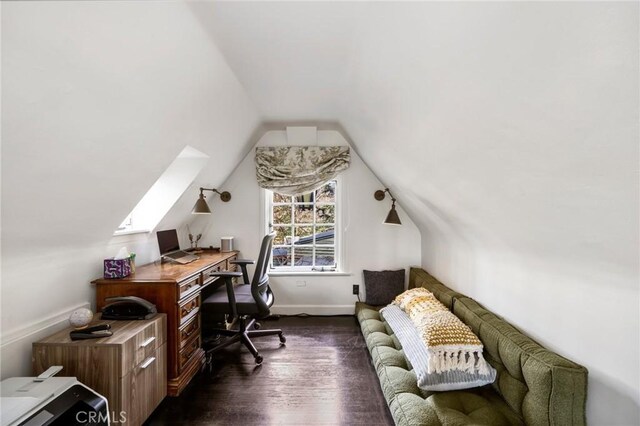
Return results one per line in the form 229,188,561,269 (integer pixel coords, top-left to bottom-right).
268,271,352,277
113,229,151,236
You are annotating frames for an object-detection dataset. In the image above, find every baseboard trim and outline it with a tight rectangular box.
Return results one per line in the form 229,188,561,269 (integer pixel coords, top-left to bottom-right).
271,305,355,316
1,302,91,348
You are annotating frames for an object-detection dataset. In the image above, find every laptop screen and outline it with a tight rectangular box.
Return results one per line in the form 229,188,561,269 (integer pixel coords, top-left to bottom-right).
157,229,181,255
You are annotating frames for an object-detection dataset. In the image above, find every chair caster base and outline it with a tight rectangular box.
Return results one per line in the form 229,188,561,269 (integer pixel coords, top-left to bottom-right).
279,333,286,344
202,353,214,374
255,355,263,364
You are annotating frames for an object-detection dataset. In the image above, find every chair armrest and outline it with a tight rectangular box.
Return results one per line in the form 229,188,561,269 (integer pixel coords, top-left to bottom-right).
209,271,243,319
209,271,243,278
230,259,255,265
230,260,253,284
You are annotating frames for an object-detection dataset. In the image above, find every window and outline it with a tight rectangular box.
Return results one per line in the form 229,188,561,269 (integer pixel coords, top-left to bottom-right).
267,180,340,272
114,145,209,235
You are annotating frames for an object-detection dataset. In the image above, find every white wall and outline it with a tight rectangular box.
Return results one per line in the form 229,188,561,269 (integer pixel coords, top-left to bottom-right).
1,1,260,378
196,128,421,314
352,4,638,424
420,234,638,423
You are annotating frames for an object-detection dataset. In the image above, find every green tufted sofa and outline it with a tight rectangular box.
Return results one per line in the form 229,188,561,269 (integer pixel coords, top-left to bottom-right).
356,267,588,426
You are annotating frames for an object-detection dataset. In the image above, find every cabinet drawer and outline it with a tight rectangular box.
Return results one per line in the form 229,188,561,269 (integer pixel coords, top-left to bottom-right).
178,293,200,326
179,334,200,372
178,275,201,300
122,343,167,426
116,315,165,373
178,314,200,349
132,321,163,366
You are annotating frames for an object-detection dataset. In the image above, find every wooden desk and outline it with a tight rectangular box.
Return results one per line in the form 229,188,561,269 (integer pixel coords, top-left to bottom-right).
92,250,239,396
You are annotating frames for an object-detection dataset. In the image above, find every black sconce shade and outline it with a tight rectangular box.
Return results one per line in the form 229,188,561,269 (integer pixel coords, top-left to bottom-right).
192,188,231,214
384,202,402,225
375,188,402,225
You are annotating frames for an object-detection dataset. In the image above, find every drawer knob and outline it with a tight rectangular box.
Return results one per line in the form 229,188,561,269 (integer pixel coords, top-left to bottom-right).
140,356,156,369
182,301,197,316
140,337,156,348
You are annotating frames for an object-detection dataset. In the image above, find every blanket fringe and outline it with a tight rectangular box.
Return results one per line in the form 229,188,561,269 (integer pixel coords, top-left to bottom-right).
427,349,491,375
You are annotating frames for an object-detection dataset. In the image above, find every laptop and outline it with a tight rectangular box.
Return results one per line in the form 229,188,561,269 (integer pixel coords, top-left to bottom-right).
156,229,199,264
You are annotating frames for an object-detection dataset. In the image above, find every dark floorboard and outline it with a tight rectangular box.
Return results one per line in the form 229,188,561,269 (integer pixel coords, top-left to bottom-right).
145,316,394,426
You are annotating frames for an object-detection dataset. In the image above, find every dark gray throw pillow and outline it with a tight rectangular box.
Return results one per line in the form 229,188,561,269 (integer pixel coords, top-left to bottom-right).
363,269,405,305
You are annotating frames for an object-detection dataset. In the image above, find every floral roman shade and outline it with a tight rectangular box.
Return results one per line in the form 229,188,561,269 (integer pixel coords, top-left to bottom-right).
255,146,350,196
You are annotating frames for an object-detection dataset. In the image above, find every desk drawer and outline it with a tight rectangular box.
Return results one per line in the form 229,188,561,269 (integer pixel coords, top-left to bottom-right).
202,263,224,275
178,314,200,349
178,275,201,301
201,262,224,286
226,255,238,271
178,293,200,326
179,334,200,372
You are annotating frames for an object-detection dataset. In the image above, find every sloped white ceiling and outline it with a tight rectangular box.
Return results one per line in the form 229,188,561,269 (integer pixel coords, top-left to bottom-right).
194,1,638,276
2,1,261,256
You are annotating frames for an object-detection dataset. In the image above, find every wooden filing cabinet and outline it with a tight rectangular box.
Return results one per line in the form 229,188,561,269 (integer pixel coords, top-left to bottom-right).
33,315,167,426
92,250,239,396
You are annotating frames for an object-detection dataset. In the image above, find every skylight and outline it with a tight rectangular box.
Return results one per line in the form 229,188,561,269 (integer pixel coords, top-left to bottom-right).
114,146,209,235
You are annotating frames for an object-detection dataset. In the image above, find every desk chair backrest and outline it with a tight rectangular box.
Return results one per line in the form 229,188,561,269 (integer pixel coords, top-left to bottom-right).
251,233,276,317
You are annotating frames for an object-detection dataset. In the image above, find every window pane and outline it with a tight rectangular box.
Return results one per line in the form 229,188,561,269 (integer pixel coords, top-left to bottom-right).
315,246,335,267
272,226,292,245
316,205,335,224
293,246,313,266
295,226,314,244
293,204,314,223
272,205,291,224
294,192,314,204
272,247,292,267
315,226,335,245
273,192,291,203
316,181,336,203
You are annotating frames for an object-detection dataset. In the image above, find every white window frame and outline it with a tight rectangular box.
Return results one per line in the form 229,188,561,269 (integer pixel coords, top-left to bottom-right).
262,178,344,274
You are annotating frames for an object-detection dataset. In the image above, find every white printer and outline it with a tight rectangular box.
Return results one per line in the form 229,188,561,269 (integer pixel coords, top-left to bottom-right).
0,367,109,426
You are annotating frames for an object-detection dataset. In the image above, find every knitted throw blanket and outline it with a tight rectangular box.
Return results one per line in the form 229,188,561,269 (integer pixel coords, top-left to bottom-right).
393,288,491,375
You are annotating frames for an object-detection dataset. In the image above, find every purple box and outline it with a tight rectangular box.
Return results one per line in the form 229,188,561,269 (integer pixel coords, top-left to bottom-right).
103,258,131,279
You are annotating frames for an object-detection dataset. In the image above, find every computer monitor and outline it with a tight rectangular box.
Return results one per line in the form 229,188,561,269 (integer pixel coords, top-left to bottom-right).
156,229,181,255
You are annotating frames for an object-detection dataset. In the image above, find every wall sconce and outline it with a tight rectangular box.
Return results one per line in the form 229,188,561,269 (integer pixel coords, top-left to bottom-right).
192,187,231,214
374,188,402,225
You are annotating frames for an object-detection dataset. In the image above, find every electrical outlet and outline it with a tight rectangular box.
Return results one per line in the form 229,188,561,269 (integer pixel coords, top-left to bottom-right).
352,284,359,295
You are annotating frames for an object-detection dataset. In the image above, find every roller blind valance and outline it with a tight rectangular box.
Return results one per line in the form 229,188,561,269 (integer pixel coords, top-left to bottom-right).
255,146,350,196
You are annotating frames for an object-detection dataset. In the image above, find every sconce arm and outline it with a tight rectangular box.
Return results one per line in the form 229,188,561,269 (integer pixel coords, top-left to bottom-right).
374,187,396,203
199,187,231,202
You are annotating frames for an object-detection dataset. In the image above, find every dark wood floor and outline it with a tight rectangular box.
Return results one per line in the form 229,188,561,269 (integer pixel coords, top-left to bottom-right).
145,316,393,426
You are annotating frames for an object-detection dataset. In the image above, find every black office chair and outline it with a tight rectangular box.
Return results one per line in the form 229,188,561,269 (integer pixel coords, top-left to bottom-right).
201,233,285,364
